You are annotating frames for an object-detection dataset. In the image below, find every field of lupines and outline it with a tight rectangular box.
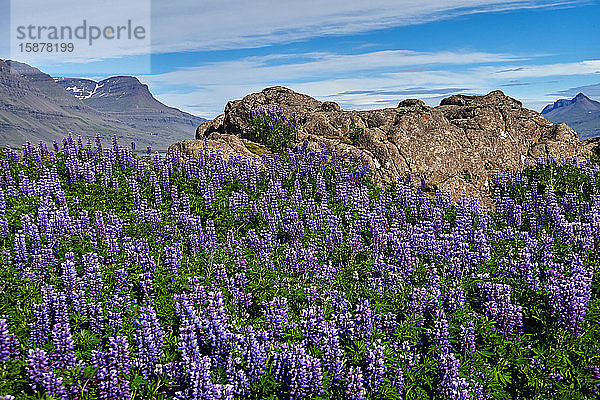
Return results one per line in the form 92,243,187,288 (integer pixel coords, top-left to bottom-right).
0,118,600,399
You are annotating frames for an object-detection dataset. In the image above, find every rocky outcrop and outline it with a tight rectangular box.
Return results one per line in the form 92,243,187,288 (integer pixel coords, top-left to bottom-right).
175,86,592,203
169,134,256,160
584,137,600,157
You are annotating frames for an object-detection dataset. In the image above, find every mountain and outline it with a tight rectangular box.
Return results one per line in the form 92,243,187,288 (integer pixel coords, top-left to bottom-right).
541,93,600,140
55,76,206,140
0,59,206,150
0,59,143,149
170,86,592,205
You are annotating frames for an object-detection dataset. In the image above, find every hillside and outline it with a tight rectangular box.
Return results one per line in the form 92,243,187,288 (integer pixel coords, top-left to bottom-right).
0,60,143,148
2,134,600,398
0,60,205,149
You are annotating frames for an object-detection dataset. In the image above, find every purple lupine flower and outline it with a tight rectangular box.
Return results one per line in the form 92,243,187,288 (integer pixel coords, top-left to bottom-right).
365,339,387,392
0,190,5,216
188,355,234,399
30,286,69,346
0,318,19,362
0,217,8,238
320,320,344,384
391,366,404,397
91,336,131,400
443,286,465,313
82,252,103,300
238,326,268,381
407,287,430,327
26,348,68,399
202,290,234,368
546,254,593,335
95,134,103,154
225,326,269,396
133,305,165,380
428,311,452,354
61,252,78,295
459,320,476,356
345,366,366,400
51,322,77,370
163,243,182,277
479,282,523,339
129,178,141,207
205,220,217,249
438,352,471,399
264,296,290,341
299,305,326,347
26,348,51,390
353,299,374,341
13,231,28,265
271,343,324,400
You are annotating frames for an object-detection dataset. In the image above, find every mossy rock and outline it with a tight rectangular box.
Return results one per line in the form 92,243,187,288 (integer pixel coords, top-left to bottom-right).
243,140,273,156
323,135,354,146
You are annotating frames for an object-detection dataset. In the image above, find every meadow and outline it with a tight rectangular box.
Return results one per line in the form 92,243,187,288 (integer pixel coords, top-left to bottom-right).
0,112,599,399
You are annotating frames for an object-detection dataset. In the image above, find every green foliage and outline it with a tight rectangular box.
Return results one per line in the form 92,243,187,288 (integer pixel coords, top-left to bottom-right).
348,123,364,146
250,110,297,154
1,144,600,399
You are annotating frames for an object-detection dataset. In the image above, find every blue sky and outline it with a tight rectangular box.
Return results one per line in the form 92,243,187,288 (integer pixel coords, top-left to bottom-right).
1,0,599,119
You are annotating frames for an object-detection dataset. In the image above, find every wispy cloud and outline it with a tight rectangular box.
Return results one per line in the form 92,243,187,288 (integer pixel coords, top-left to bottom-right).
142,48,523,116
143,50,524,86
501,80,531,86
334,88,469,96
550,83,600,98
144,50,600,117
150,0,588,53
482,60,600,78
1,0,586,61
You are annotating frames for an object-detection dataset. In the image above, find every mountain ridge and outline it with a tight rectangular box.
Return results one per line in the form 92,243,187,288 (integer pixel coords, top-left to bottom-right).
541,92,600,140
55,75,207,141
0,59,206,149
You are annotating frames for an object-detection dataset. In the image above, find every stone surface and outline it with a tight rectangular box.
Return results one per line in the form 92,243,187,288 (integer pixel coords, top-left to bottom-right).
176,86,593,204
168,133,257,160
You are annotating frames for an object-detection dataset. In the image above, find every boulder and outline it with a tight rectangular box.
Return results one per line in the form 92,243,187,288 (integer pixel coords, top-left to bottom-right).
398,99,425,107
177,86,592,204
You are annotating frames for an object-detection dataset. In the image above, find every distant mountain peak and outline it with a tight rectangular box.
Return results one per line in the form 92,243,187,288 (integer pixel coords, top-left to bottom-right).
57,76,159,108
101,76,141,83
542,91,600,140
542,92,600,114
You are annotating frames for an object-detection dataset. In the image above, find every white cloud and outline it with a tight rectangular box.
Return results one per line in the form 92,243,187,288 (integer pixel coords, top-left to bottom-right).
143,51,600,118
142,50,523,85
479,60,600,78
7,0,581,58
150,0,587,53
142,49,520,116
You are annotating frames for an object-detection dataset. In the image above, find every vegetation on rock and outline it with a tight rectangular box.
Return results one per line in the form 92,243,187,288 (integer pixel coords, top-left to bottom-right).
250,107,298,154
